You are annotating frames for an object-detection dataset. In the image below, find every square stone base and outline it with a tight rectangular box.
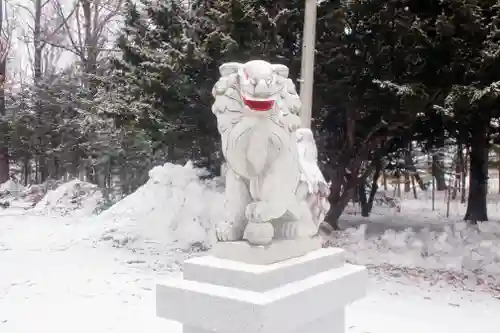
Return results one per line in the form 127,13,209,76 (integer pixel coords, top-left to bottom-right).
156,246,367,333
210,236,323,265
182,309,345,333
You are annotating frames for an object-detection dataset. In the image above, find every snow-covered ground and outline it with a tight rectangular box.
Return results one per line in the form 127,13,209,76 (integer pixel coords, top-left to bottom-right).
334,189,500,291
2,211,499,333
1,162,500,333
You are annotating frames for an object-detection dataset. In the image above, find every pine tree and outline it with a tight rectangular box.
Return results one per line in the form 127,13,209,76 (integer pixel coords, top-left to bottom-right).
111,0,308,166
312,0,430,225
410,0,500,222
107,0,215,163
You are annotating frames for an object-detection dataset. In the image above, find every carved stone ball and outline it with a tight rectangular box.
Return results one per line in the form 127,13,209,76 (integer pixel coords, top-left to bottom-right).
243,222,274,246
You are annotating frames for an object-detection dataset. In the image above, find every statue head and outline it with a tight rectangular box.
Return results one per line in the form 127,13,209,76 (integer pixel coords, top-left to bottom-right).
218,60,289,112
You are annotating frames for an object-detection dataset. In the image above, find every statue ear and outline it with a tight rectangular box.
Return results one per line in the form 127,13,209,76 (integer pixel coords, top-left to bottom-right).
219,62,243,77
272,64,289,78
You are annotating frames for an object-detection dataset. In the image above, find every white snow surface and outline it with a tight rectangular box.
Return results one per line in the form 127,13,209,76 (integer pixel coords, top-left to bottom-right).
0,211,499,333
2,162,500,332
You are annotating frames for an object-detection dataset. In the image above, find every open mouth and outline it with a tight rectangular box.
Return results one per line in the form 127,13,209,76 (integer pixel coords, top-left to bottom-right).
242,97,274,111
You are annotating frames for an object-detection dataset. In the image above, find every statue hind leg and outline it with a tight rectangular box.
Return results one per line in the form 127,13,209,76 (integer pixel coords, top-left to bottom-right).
216,167,251,241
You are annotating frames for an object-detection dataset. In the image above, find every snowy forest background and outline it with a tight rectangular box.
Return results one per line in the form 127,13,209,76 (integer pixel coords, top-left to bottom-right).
1,0,500,228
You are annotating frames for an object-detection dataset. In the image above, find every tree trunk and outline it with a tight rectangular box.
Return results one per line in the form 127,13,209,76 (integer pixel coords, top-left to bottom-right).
358,179,368,216
324,160,360,229
111,161,123,201
325,187,355,229
432,152,447,190
23,158,30,186
395,170,401,197
404,143,413,192
0,0,9,183
0,147,8,183
81,0,98,95
498,159,500,194
404,172,410,192
464,122,489,222
34,0,48,183
411,174,418,199
414,173,426,190
452,142,464,200
461,145,469,203
361,159,382,216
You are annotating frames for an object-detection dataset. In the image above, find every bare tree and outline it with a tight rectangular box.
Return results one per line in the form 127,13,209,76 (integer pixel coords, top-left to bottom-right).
16,0,74,77
0,0,15,183
16,0,78,181
50,0,123,89
13,0,123,183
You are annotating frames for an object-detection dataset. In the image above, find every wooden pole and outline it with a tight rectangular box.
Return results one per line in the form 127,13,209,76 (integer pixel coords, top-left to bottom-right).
299,0,317,128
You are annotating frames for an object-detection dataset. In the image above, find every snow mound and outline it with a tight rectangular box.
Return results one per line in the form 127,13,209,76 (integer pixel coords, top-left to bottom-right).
0,179,26,208
0,179,25,194
329,221,500,285
33,179,105,217
98,162,226,250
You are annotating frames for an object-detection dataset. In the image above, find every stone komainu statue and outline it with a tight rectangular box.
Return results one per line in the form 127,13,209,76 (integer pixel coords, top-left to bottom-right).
211,60,330,245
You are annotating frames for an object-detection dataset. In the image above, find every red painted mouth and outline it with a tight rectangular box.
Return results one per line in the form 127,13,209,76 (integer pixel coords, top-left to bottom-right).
242,97,274,111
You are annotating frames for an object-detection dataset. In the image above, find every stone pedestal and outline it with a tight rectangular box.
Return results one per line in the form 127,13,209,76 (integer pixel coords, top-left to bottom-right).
156,240,367,333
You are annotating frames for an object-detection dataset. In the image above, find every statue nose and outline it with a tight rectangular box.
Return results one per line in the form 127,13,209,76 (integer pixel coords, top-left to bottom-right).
254,79,268,96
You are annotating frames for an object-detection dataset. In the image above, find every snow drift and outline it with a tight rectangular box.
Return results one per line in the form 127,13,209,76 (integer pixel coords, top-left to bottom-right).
0,180,26,208
0,179,25,194
0,179,67,209
98,162,226,250
328,220,500,284
33,179,105,217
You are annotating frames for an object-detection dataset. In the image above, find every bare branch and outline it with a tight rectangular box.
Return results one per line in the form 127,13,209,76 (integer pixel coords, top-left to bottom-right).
51,0,84,58
0,0,16,64
41,0,51,8
40,4,77,49
74,1,84,55
38,38,82,56
94,0,123,39
14,3,36,21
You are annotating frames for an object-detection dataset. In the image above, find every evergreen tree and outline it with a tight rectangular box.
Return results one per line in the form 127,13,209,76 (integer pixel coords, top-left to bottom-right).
107,0,215,163
409,0,500,222
111,0,308,166
314,0,429,225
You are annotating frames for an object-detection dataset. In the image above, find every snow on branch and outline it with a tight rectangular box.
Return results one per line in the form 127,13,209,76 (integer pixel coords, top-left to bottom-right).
372,79,416,96
472,81,500,103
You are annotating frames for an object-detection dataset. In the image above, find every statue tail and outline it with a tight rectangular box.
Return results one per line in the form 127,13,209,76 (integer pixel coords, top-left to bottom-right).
293,128,331,226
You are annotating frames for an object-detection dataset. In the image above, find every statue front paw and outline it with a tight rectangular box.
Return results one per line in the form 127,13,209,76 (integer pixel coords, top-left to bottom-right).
275,220,318,239
216,224,245,242
243,222,274,245
279,221,300,239
245,202,261,222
